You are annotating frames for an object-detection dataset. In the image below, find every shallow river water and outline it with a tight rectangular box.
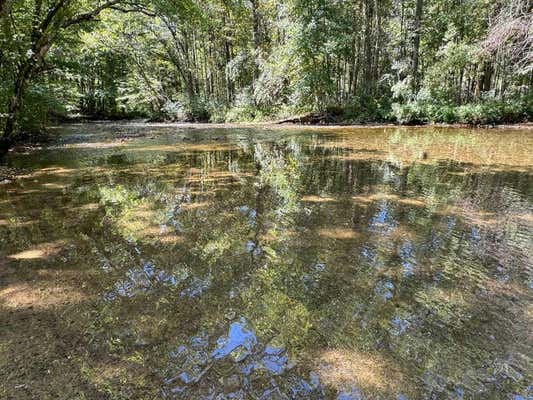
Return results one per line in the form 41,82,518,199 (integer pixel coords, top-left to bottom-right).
1,123,532,399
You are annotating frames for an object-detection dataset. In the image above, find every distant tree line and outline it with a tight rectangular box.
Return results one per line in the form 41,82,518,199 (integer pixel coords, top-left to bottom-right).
1,0,532,152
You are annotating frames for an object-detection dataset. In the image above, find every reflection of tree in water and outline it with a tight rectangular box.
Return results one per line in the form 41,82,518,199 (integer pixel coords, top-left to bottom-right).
298,147,532,397
85,132,532,399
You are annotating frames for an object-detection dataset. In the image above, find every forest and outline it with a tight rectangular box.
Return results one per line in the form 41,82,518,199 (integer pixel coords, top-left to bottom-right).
0,0,532,153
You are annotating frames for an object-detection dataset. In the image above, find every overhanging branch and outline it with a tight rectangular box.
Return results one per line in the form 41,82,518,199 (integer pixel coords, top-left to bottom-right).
63,0,123,28
109,4,156,17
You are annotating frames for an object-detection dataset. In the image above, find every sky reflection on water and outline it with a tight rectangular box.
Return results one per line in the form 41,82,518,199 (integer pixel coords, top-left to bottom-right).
1,124,532,399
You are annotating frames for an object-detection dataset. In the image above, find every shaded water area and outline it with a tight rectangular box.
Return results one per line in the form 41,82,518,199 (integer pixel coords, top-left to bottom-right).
1,123,532,399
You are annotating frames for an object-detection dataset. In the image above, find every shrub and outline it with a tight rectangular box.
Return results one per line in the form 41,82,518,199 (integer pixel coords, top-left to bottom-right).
208,104,228,123
342,94,392,123
224,106,257,123
391,102,427,124
425,104,458,123
389,97,531,125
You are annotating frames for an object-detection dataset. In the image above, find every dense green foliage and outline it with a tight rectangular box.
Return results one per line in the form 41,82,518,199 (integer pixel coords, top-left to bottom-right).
1,0,532,146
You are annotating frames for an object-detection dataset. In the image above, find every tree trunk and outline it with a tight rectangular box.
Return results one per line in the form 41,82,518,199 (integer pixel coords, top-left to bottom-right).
0,0,14,69
0,0,11,16
251,0,261,107
251,0,260,80
1,65,32,155
411,0,423,92
482,62,493,93
362,0,373,95
224,38,233,103
0,136,13,157
457,68,464,103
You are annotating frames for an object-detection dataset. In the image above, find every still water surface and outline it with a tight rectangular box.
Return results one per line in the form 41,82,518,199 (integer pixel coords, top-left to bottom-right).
1,124,532,399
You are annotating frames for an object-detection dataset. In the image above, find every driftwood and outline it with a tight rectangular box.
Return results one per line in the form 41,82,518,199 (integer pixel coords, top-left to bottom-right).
275,112,336,125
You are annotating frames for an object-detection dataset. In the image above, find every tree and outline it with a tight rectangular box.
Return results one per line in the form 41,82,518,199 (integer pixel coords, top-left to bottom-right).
0,0,145,154
411,0,423,91
481,0,532,95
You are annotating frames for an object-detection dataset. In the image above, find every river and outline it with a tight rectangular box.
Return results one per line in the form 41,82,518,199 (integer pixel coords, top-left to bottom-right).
1,123,532,399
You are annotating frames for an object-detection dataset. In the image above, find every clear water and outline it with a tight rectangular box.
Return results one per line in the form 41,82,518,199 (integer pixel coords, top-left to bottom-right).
1,123,532,399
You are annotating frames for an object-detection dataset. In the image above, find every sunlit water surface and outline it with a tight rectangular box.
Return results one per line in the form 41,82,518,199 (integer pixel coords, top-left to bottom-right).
1,123,532,399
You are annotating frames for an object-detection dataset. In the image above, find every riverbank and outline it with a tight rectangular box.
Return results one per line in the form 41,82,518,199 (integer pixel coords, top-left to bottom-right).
1,120,531,161
49,119,533,131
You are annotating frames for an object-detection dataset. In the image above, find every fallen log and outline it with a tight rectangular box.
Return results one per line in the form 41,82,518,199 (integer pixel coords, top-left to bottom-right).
275,112,335,125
